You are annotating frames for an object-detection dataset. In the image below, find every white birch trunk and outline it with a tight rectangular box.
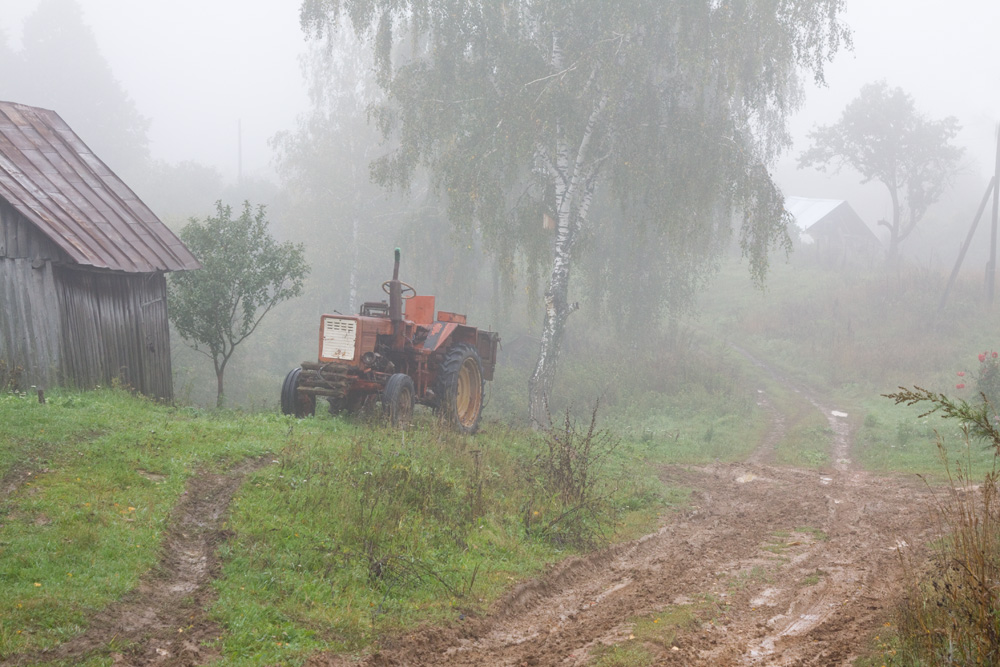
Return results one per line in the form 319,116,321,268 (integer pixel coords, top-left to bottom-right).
528,91,606,428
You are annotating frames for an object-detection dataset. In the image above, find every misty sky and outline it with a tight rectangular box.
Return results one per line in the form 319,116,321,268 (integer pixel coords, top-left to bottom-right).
1,1,998,193
1,0,310,180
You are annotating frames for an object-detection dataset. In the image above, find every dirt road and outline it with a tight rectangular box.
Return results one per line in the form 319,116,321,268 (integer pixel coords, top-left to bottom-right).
3,378,942,666
309,386,942,666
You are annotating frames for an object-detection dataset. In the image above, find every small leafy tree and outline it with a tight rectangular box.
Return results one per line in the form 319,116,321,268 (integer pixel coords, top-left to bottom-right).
799,81,963,262
169,202,309,407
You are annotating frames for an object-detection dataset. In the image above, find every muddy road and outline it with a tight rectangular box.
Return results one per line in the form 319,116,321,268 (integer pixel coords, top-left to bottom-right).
2,371,942,666
310,381,942,666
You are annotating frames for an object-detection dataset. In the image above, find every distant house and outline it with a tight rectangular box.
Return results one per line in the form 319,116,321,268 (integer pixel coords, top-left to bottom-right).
0,102,200,399
784,196,883,266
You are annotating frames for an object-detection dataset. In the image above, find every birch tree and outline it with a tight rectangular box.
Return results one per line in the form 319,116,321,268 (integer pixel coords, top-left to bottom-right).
300,0,850,427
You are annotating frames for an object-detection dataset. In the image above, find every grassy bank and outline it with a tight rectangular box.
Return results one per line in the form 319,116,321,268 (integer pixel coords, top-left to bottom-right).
0,389,669,665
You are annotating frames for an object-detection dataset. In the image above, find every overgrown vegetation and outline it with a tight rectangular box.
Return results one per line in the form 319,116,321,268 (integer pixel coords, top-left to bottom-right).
876,386,1000,664
0,360,22,392
0,389,665,665
7,260,1000,664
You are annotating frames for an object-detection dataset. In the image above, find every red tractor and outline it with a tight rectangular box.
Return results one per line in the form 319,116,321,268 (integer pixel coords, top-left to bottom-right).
281,249,500,433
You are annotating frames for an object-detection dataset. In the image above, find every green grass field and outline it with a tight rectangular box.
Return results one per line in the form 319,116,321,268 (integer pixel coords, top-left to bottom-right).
4,260,1000,665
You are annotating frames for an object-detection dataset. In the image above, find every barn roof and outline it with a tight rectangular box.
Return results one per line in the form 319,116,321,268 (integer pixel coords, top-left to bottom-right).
784,196,882,246
784,196,844,231
0,101,200,273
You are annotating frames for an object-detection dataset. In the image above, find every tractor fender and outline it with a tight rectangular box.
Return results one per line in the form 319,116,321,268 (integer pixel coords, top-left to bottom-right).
421,322,477,353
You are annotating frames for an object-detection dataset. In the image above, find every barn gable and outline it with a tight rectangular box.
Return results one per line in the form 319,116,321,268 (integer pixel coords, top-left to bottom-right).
0,101,199,399
785,196,883,266
0,101,199,272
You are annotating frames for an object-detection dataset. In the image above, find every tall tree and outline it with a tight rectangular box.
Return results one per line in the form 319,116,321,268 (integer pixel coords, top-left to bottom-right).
799,81,963,262
300,0,850,427
169,202,309,408
273,39,387,314
11,0,150,178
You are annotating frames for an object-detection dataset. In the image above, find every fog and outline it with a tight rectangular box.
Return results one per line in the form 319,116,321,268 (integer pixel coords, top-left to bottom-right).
2,0,999,410
1,0,309,180
778,0,1000,236
2,1,996,186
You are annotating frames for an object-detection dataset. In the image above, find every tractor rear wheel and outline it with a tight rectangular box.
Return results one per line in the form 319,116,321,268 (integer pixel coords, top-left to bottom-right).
437,344,484,434
281,367,314,417
382,373,415,428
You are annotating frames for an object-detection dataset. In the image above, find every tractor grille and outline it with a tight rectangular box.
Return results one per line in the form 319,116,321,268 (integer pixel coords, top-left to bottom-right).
321,318,357,361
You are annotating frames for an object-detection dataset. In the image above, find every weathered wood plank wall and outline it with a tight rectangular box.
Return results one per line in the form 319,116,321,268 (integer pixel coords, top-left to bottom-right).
1,201,174,400
56,268,173,400
0,201,67,262
0,201,65,388
0,258,61,388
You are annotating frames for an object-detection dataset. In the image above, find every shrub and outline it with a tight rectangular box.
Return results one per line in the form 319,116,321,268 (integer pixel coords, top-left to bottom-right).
521,403,628,548
884,386,1000,663
976,350,1000,415
0,360,23,392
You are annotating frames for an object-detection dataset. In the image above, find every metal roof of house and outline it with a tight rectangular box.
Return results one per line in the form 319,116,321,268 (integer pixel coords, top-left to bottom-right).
784,196,845,232
0,101,200,273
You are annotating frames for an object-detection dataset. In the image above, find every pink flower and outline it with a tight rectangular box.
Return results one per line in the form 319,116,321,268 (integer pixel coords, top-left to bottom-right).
993,351,998,359
957,371,966,377
957,383,966,389
980,353,987,362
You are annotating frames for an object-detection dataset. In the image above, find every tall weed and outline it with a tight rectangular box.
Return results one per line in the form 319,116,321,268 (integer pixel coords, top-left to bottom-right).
885,386,1000,663
522,404,627,548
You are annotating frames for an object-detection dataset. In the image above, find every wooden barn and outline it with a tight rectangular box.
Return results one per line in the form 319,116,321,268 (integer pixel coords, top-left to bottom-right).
0,101,200,400
785,196,883,266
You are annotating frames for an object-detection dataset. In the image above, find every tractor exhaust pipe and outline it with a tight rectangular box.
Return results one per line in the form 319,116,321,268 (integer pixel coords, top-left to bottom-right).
389,248,404,347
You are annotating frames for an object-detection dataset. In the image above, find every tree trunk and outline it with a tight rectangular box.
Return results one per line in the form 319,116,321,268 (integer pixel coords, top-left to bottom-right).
215,366,225,409
526,85,605,428
526,44,606,428
885,182,902,264
215,353,229,409
529,214,575,429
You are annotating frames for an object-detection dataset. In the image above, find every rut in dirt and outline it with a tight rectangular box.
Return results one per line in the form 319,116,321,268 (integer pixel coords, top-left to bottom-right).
1,457,266,667
304,363,943,666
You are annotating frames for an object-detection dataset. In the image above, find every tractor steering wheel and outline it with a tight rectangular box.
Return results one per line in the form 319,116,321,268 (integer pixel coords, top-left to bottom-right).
382,280,417,299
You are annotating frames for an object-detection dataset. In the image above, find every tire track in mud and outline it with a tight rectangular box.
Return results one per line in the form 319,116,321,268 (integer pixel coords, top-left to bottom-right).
307,355,943,666
2,458,266,667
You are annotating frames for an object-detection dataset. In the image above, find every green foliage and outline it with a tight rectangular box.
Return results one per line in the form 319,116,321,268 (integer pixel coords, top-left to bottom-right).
169,201,309,407
301,0,850,421
798,81,963,260
975,350,1000,415
0,360,23,392
881,386,1000,664
695,259,1000,393
302,0,849,277
884,385,1000,451
520,406,634,548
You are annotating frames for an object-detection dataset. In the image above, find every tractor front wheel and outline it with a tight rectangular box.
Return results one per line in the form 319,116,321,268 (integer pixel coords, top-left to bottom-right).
437,344,484,434
280,367,314,417
382,373,415,428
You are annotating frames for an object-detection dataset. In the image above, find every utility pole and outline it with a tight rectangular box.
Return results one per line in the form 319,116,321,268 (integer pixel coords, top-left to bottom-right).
237,119,243,185
991,125,1000,305
940,125,1000,311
